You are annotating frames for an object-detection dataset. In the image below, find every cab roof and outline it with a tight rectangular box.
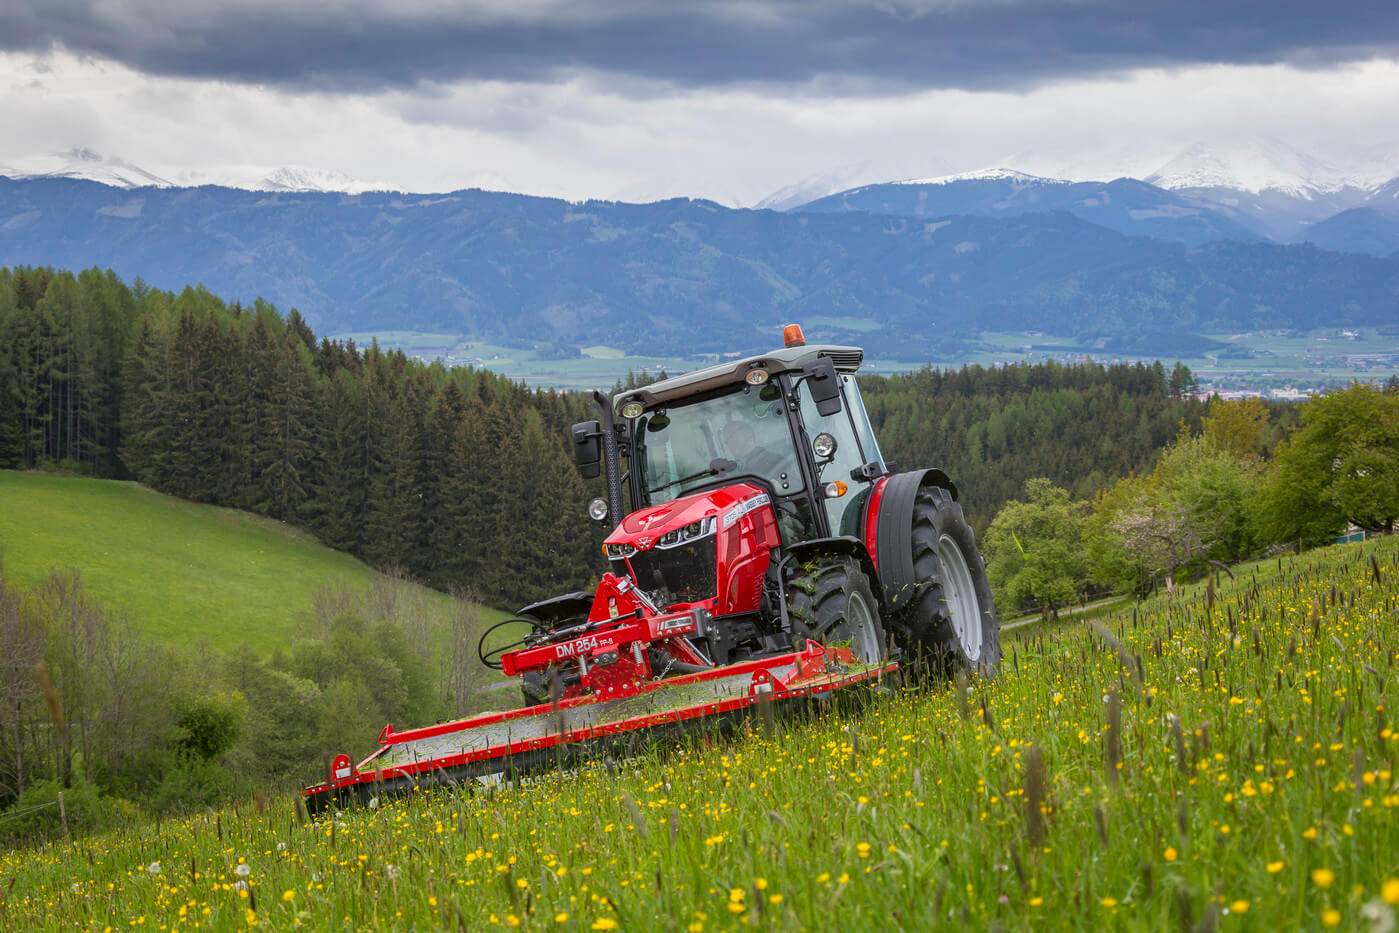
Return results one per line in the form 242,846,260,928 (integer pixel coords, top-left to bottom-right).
614,344,864,414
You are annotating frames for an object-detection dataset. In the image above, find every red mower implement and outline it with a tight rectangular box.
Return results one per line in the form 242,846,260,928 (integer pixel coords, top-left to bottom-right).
304,326,998,814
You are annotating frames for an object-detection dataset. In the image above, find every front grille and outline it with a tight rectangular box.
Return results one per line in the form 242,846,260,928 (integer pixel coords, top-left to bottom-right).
628,538,717,606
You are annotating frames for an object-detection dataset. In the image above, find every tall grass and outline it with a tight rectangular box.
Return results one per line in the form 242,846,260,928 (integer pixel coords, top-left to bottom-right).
3,538,1397,930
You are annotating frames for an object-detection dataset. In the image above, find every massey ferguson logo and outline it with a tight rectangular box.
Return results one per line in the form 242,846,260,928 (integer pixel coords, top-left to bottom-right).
637,536,652,548
555,634,603,659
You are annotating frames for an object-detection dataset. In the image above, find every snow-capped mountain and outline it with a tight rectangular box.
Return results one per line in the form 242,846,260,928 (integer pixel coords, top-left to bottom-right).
1136,141,1385,239
176,165,392,194
0,148,389,194
7,148,175,188
890,167,1071,188
1144,140,1363,196
753,156,955,213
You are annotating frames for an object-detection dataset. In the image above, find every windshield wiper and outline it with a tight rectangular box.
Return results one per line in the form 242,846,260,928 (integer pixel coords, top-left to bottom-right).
648,458,737,494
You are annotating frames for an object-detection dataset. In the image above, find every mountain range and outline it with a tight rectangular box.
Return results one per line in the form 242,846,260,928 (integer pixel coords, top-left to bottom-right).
3,174,1396,360
7,140,1399,256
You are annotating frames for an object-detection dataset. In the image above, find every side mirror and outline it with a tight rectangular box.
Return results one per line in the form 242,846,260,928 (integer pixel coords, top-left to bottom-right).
571,420,602,479
802,357,843,416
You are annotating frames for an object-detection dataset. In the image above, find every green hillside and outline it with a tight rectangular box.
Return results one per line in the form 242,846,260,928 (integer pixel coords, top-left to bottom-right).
5,537,1396,929
0,471,502,647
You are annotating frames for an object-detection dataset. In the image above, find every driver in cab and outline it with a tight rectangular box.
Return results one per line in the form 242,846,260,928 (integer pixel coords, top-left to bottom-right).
721,418,786,482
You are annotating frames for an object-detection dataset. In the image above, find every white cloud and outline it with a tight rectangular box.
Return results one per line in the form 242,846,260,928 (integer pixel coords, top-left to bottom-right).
3,48,1398,206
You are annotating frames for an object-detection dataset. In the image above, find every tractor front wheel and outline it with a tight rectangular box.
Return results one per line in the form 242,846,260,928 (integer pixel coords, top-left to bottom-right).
900,486,1000,676
787,555,887,665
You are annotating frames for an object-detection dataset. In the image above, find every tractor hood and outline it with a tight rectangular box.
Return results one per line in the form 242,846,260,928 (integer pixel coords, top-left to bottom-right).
606,483,768,551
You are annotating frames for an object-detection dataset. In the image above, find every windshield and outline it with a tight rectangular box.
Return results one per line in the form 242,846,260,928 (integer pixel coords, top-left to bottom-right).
633,383,804,505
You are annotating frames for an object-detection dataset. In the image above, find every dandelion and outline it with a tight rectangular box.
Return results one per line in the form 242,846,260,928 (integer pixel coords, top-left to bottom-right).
385,864,400,881
1267,862,1284,874
146,862,160,876
1164,847,1178,862
856,842,871,858
1312,868,1336,889
235,863,251,877
282,890,294,903
1383,879,1399,906
1230,900,1249,914
555,914,569,924
1322,908,1341,927
1101,897,1118,908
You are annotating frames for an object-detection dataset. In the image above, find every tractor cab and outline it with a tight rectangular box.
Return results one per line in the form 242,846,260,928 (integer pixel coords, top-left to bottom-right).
582,327,888,544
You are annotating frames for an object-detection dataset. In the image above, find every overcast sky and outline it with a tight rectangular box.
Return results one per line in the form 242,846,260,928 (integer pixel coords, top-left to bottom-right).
2,0,1397,204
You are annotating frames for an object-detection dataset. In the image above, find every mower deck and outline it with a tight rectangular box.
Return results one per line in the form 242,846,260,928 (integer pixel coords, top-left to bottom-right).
303,641,897,815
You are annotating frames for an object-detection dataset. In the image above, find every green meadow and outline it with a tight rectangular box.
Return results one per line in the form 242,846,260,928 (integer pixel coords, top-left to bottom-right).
0,471,505,648
6,537,1397,930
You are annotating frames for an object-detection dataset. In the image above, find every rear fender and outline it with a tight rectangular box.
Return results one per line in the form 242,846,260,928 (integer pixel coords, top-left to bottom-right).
865,469,957,614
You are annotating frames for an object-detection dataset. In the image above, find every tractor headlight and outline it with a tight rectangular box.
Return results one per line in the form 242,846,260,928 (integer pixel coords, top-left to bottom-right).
655,516,717,549
620,400,645,419
605,542,637,560
812,432,837,459
588,497,609,521
744,368,769,385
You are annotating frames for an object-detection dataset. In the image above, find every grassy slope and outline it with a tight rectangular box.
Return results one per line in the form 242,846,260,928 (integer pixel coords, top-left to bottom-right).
6,537,1398,929
0,471,504,648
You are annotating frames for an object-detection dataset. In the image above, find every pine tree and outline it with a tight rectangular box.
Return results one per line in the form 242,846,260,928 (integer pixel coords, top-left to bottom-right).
259,329,315,521
306,368,368,551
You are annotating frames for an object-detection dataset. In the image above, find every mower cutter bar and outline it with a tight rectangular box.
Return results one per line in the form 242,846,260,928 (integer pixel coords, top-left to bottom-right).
303,641,897,815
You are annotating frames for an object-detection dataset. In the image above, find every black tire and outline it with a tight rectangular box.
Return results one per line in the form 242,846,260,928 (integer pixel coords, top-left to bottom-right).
898,486,1000,676
787,555,887,665
520,669,554,707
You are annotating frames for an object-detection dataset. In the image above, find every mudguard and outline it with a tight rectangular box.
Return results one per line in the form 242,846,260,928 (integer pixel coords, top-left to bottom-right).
867,468,957,613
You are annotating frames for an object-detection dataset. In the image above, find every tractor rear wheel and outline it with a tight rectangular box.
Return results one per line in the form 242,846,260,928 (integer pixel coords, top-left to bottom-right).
899,486,1000,676
787,555,887,665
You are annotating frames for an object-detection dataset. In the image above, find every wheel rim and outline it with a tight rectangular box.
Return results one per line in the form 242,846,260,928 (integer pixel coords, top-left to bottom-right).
845,588,883,664
937,534,983,660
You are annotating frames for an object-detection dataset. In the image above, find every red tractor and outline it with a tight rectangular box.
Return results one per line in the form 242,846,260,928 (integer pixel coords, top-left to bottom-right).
304,326,997,813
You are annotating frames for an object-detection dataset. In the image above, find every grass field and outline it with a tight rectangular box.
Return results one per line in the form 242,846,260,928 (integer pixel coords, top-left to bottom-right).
0,471,505,649
6,537,1397,929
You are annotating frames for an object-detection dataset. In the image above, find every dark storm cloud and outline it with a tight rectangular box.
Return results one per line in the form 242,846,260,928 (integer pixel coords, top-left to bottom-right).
3,0,1397,93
